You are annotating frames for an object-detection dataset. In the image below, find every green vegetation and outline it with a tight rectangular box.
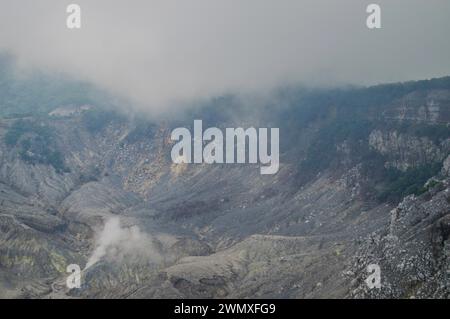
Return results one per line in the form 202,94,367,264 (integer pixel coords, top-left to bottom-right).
123,119,156,144
4,119,52,146
81,108,125,133
4,119,68,173
376,163,443,202
300,118,375,180
395,123,450,144
0,54,114,118
79,166,102,184
419,179,444,194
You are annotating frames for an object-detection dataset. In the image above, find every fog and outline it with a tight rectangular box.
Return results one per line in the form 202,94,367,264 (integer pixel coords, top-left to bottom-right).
1,0,449,113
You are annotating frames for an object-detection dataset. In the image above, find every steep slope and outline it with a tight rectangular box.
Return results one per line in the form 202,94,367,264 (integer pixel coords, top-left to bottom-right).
0,77,449,298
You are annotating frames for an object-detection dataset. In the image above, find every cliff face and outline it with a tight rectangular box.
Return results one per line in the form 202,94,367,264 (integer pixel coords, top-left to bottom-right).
368,130,448,171
381,90,450,124
0,78,449,298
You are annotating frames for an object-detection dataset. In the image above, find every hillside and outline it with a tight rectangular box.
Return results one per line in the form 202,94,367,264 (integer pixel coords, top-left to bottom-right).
0,67,449,298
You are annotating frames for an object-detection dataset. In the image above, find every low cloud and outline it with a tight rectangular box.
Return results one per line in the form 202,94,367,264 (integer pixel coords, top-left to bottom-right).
1,0,450,113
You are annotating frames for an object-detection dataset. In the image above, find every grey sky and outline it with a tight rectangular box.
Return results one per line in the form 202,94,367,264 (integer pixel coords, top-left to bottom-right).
0,0,449,112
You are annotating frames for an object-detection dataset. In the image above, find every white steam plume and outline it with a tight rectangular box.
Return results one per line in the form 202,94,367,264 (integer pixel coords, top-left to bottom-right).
85,216,161,270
